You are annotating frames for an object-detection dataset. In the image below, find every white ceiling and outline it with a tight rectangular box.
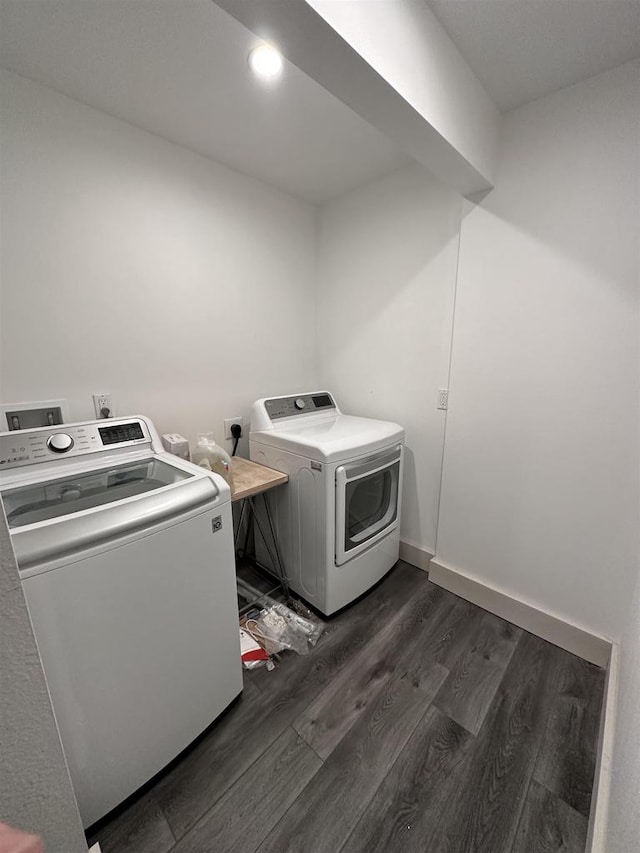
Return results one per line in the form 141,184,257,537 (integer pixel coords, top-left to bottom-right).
1,1,639,203
426,0,640,112
0,0,409,204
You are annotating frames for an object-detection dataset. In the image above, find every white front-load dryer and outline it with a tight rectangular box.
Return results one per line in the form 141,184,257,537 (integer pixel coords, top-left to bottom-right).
250,392,404,615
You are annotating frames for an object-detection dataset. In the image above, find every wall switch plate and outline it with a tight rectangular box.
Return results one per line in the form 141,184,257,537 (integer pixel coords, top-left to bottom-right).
93,393,113,419
437,388,449,410
224,417,243,439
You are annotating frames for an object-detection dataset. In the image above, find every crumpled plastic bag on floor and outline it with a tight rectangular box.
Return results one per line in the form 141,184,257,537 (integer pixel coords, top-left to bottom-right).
243,601,323,657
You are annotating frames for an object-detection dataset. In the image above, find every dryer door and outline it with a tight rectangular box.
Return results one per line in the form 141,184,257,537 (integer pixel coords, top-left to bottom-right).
335,445,402,566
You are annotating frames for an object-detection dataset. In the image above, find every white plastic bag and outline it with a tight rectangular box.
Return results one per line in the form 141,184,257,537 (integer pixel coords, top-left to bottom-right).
245,602,323,656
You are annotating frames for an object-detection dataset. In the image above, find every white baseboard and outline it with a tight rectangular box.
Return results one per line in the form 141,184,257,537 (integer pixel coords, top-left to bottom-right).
428,558,611,667
88,844,102,852
399,540,433,572
587,642,618,853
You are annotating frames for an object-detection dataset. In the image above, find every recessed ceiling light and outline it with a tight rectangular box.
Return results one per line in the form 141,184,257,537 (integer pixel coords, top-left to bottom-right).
248,44,283,81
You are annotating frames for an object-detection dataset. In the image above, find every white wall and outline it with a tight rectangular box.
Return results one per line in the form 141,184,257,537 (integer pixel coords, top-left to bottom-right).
607,105,640,846
0,70,317,453
316,164,461,554
436,61,640,640
0,509,86,851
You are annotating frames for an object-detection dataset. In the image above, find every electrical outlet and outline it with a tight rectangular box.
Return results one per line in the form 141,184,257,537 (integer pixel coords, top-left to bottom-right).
93,393,113,419
437,388,449,411
224,417,243,439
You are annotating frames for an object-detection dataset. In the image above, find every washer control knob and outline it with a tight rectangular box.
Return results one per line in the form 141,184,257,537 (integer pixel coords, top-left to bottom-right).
47,433,74,453
295,398,306,410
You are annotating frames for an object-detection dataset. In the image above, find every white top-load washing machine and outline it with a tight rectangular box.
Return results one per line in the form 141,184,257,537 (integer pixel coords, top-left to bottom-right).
250,392,404,615
0,416,242,828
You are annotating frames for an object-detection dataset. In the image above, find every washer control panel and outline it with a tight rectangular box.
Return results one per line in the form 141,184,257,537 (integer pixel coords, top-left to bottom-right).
265,392,335,421
0,419,151,470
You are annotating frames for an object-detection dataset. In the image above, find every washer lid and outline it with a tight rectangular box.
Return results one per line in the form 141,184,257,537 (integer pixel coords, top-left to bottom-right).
2,457,198,528
2,453,229,571
250,414,404,463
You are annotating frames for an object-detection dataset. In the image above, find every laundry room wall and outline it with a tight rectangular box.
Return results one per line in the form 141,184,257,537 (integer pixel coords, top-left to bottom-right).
434,60,640,641
316,163,462,556
0,69,318,452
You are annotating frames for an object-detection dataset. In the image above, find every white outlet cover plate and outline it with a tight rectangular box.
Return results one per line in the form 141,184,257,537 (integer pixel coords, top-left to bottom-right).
224,417,243,439
93,393,113,418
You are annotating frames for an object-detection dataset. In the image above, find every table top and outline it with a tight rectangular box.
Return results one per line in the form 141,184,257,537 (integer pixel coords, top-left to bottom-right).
230,457,288,502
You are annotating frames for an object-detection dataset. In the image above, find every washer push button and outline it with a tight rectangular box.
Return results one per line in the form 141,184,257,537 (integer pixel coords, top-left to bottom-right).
47,433,75,454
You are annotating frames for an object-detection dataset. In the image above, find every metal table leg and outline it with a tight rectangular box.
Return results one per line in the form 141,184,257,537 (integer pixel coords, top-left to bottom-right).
234,497,250,558
260,491,290,600
249,493,290,600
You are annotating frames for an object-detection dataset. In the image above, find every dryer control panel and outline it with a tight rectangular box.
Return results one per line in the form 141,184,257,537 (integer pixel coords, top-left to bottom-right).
0,418,152,471
264,392,336,420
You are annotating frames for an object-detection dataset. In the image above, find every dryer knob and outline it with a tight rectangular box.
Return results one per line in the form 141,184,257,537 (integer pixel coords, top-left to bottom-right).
295,398,306,410
47,433,74,453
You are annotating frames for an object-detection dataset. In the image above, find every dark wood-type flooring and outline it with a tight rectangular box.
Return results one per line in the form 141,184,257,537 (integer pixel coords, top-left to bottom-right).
88,561,605,853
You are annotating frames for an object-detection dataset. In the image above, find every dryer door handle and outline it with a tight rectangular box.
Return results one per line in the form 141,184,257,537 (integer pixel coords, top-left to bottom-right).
339,445,402,482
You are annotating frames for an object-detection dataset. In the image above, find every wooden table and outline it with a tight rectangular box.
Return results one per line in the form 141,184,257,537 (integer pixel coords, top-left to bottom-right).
230,457,290,608
230,456,288,502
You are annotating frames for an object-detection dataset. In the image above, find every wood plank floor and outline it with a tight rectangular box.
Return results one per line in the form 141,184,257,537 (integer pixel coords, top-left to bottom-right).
88,562,604,853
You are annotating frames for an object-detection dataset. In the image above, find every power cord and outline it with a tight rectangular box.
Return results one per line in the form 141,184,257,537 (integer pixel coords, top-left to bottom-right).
230,422,242,456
